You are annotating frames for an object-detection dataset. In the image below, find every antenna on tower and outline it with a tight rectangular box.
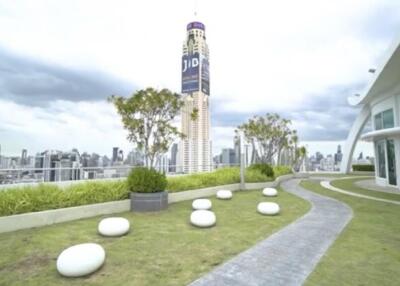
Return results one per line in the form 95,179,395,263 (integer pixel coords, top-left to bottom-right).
194,0,198,18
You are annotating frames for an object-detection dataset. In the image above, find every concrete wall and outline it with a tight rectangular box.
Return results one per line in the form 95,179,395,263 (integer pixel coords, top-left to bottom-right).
0,174,294,234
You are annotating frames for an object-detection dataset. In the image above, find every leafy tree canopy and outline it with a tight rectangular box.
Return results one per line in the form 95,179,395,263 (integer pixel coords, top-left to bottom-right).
109,87,185,168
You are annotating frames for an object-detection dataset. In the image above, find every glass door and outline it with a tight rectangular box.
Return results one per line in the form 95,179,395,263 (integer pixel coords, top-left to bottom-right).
387,139,397,186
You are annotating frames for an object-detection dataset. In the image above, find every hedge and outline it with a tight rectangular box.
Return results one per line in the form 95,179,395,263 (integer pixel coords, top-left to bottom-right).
352,164,375,172
0,166,292,216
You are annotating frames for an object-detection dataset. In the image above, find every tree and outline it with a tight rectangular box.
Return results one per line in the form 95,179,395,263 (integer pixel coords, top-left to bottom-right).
238,113,296,164
293,146,307,171
109,87,185,168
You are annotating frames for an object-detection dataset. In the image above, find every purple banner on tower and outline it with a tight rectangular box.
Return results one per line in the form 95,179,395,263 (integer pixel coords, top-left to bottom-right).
182,53,200,93
187,22,205,31
201,55,210,95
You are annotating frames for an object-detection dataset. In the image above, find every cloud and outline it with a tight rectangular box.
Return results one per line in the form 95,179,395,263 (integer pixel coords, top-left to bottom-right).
0,98,132,156
0,48,135,106
0,0,399,157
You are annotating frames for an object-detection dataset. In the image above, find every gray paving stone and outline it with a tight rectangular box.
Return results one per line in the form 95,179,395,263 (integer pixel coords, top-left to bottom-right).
189,179,353,286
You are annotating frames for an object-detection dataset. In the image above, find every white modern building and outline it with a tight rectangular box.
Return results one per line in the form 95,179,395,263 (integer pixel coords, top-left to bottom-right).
341,34,400,189
179,21,212,173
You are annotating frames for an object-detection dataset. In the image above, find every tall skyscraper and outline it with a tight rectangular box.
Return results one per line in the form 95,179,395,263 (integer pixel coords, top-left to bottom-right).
169,143,178,172
21,149,27,166
179,21,212,173
112,147,119,163
334,145,343,164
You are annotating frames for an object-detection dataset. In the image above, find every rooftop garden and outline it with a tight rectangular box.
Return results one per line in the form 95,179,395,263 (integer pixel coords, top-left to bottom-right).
0,187,309,285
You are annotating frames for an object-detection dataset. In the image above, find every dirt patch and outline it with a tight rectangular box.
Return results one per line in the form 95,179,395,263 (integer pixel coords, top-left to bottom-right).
2,253,53,275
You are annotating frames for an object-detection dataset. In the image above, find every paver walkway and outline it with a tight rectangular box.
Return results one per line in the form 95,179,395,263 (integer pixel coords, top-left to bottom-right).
189,179,353,286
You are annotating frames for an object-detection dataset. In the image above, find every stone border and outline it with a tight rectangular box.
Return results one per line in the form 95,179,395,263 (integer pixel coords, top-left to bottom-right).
0,174,294,234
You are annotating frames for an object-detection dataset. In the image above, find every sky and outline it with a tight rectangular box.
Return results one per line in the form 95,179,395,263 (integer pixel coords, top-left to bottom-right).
0,0,400,158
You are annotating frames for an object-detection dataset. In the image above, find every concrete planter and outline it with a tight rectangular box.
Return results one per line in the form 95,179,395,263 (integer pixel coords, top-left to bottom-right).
130,191,168,212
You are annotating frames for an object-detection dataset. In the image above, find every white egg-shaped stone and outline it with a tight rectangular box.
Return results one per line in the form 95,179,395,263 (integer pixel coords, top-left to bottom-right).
216,190,233,200
257,202,280,215
57,243,105,277
190,210,216,228
98,217,130,237
262,187,278,197
192,199,212,210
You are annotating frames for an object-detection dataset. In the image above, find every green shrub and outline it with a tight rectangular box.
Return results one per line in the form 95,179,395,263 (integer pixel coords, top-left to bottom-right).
247,163,274,177
127,167,167,193
0,165,293,216
0,180,128,217
245,168,270,182
167,167,240,192
273,165,292,177
352,164,375,172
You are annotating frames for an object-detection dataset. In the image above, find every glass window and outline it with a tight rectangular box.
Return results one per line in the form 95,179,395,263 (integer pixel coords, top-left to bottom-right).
382,109,394,129
374,113,383,130
377,140,386,178
374,108,394,130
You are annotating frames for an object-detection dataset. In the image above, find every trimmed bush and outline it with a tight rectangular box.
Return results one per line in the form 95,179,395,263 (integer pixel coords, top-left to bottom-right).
0,166,293,216
352,164,375,172
247,163,274,177
273,165,292,177
127,167,167,193
0,181,128,217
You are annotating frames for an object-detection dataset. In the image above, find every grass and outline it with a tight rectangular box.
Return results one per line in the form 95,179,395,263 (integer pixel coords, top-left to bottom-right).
0,166,292,216
331,178,400,202
0,187,309,286
300,179,400,286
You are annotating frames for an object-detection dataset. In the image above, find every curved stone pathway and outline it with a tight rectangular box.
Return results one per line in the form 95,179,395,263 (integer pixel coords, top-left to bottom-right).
321,181,400,205
189,179,353,286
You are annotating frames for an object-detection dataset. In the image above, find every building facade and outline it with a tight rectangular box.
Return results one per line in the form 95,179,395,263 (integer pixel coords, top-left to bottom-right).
179,21,212,173
341,35,400,189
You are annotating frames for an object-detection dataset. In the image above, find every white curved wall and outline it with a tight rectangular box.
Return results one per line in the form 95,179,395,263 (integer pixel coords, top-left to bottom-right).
340,105,371,173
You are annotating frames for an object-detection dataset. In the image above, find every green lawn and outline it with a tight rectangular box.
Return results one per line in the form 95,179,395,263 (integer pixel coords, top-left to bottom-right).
0,188,309,286
331,178,400,202
300,179,400,286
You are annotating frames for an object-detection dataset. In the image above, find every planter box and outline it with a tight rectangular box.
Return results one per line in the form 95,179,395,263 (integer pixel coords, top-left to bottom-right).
130,191,168,212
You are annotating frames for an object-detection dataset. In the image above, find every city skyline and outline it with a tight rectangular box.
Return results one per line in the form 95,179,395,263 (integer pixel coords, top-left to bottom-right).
1,1,400,157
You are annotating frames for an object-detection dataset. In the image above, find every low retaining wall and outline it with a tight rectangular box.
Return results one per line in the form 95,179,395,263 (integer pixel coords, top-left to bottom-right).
0,174,294,234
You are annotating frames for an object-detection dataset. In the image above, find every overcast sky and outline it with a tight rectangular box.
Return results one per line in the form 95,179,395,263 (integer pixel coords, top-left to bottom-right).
1,0,400,158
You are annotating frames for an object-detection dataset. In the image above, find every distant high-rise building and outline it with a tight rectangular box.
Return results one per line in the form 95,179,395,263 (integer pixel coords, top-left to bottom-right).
169,143,178,172
101,155,111,167
179,21,212,173
315,152,324,163
220,148,236,166
21,149,27,166
334,145,343,164
112,147,119,163
126,150,144,166
43,150,62,182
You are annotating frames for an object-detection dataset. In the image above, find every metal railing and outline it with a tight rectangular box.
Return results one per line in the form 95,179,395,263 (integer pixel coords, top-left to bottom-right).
0,163,241,188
